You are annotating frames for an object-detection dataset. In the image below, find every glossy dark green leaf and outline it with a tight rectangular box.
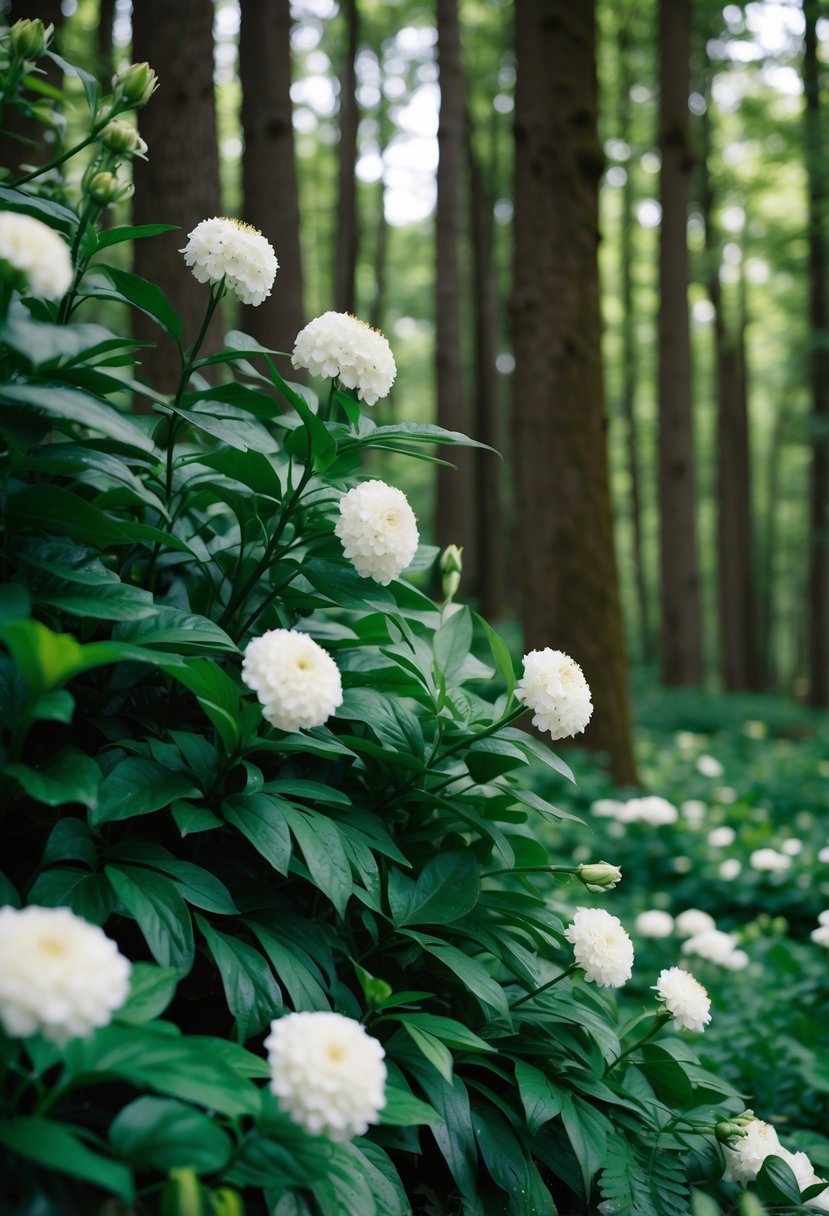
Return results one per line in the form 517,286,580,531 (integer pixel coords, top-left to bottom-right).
106,864,194,972
281,803,353,916
388,851,480,927
514,1060,565,1135
164,657,241,752
0,1117,133,1200
379,1086,441,1127
95,222,178,250
268,359,337,471
91,757,200,827
222,793,293,873
115,962,179,1024
6,749,99,808
196,916,282,1040
0,184,78,234
80,266,183,341
114,607,238,654
109,1096,232,1173
0,382,155,450
28,867,114,924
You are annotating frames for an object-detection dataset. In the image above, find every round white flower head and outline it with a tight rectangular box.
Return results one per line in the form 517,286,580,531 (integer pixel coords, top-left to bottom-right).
697,754,724,778
654,966,711,1033
722,1118,781,1183
820,910,829,926
241,629,342,732
750,847,791,874
635,910,675,939
564,907,634,988
335,480,419,585
719,858,742,881
811,925,829,948
0,905,131,1046
819,847,829,865
265,1011,387,1141
675,908,717,938
707,826,736,848
516,648,593,741
682,928,742,967
291,311,396,406
591,798,625,819
181,217,278,306
681,799,707,826
0,211,73,300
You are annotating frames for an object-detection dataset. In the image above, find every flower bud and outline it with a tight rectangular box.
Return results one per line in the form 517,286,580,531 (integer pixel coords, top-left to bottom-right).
100,117,147,156
113,61,159,108
440,543,463,602
9,18,54,60
715,1121,748,1143
160,1168,203,1216
87,170,133,207
577,861,622,893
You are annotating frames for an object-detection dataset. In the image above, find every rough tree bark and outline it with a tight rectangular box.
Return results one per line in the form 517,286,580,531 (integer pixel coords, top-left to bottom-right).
511,0,638,784
239,0,305,354
657,0,703,685
333,0,359,316
132,0,223,393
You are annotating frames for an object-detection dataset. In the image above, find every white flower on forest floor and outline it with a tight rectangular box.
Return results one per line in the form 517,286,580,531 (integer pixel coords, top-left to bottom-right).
675,908,717,938
635,910,675,939
0,905,131,1045
819,910,829,926
241,629,342,732
682,928,747,970
818,847,829,864
749,847,791,874
564,907,634,988
516,648,593,741
719,858,742,881
291,311,396,406
707,826,736,848
617,795,678,826
681,799,707,826
654,966,711,1033
722,1118,782,1183
335,479,419,585
696,754,724,778
811,924,829,948
181,217,278,306
0,211,73,300
265,1010,387,1141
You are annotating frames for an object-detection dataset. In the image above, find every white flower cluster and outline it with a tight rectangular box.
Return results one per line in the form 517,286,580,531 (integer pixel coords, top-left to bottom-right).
654,966,711,1033
811,910,829,948
696,754,724,778
0,905,131,1045
675,908,716,938
564,907,634,988
591,794,678,826
0,211,73,300
682,928,749,971
749,847,791,874
516,649,593,742
265,1011,387,1141
335,480,419,585
635,910,675,939
242,629,342,732
681,799,707,826
291,311,396,406
723,1118,829,1208
181,217,278,306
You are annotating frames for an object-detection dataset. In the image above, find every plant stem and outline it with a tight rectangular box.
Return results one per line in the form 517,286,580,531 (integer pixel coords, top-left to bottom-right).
163,288,221,507
510,963,579,1009
604,1011,672,1075
11,116,115,186
483,864,578,879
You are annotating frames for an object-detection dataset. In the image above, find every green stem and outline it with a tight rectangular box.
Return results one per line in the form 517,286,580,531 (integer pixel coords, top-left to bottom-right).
604,1011,672,1075
438,703,528,764
510,963,579,1010
11,116,115,186
483,864,578,880
235,570,300,640
57,200,99,324
163,289,221,507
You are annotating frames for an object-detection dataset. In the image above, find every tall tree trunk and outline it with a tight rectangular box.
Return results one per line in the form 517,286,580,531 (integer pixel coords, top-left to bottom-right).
803,0,829,706
368,98,391,335
757,399,792,689
239,0,305,355
657,0,703,685
435,0,476,581
132,0,223,393
511,0,638,785
617,16,652,664
467,117,505,619
334,0,359,316
97,0,116,82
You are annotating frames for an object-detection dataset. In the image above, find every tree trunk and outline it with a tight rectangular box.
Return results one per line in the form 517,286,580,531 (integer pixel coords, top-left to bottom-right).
368,99,392,335
435,0,476,582
132,0,223,393
803,0,829,706
511,0,638,785
239,0,305,355
334,0,359,316
657,0,703,685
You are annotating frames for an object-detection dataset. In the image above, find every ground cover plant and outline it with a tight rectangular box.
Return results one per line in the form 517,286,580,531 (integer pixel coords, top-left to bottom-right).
0,23,828,1216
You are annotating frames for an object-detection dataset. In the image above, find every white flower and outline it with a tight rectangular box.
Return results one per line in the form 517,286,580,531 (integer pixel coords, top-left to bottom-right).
819,910,829,926
818,847,829,865
697,754,724,778
719,858,742,881
681,799,707,826
781,838,803,856
564,907,634,988
778,1148,829,1205
722,1118,781,1183
0,905,130,1046
811,925,829,948
181,217,278,306
0,211,73,299
654,966,711,1033
750,848,791,874
264,1011,387,1141
241,629,342,732
334,480,419,585
625,796,678,826
635,910,675,939
715,786,738,804
591,798,625,819
291,311,396,406
675,908,717,938
707,826,736,848
682,928,743,967
516,649,593,741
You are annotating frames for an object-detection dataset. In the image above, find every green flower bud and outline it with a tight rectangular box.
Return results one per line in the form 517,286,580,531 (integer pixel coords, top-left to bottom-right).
87,170,133,207
113,61,159,108
577,860,623,893
440,543,463,602
160,1168,204,1216
100,117,147,156
715,1121,748,1143
207,1189,244,1216
9,18,54,60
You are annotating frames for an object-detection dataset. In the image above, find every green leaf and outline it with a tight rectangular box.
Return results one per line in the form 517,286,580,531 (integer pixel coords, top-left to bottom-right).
6,483,131,547
399,1021,454,1082
222,793,292,873
95,222,179,250
247,923,330,1011
6,748,99,808
42,816,97,868
433,606,473,684
281,804,353,917
169,400,280,454
110,1096,232,1174
478,615,515,698
91,757,200,827
755,1154,804,1206
80,266,183,341
116,963,179,1024
379,1086,442,1127
466,737,529,783
413,937,510,1018
165,658,241,752
0,184,78,234
384,1012,495,1054
268,359,337,471
514,1060,564,1135
0,381,155,450
500,726,576,784
172,801,223,836
0,1117,133,1200
388,851,480,927
106,864,194,972
559,1091,610,1196
28,867,114,924
115,606,238,654
196,916,282,1040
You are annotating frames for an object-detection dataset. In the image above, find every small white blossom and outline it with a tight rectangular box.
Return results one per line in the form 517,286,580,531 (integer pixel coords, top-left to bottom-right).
0,905,130,1045
0,211,73,299
265,1011,387,1141
818,847,829,865
707,826,736,848
635,910,675,939
750,848,791,874
682,928,744,968
591,798,625,819
618,795,678,826
516,648,593,741
292,311,396,406
335,480,419,585
697,754,724,778
819,910,829,926
181,217,278,306
675,908,717,938
564,907,634,988
722,1118,781,1183
781,838,804,856
719,858,742,881
242,629,342,732
811,925,829,948
681,799,707,826
654,966,711,1033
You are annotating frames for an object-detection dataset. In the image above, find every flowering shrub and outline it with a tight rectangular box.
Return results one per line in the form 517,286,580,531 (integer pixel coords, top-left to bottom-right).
0,24,824,1216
